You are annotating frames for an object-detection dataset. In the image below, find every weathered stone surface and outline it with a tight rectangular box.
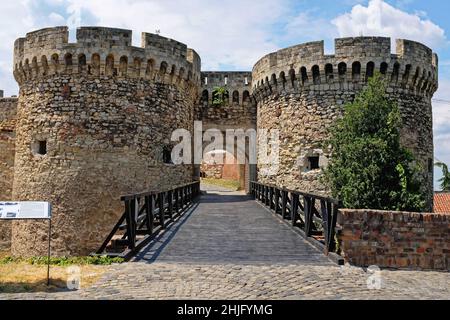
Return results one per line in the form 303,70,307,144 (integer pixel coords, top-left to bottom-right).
0,97,17,249
0,189,449,300
2,29,440,258
195,72,256,191
196,72,255,131
253,37,438,210
11,27,200,256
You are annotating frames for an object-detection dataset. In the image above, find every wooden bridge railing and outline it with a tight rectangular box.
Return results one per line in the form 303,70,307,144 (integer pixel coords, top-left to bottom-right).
96,181,200,259
250,181,342,254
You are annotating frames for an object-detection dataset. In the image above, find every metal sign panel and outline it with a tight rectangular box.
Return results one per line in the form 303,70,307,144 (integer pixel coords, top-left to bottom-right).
0,202,51,220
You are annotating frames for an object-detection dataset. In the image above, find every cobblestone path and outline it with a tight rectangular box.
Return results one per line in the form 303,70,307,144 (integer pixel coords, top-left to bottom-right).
1,187,449,300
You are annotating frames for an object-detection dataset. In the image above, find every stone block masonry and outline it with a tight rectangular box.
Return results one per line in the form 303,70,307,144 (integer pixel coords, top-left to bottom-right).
11,27,200,256
253,37,438,211
197,72,255,131
0,97,17,249
2,27,440,260
338,209,450,270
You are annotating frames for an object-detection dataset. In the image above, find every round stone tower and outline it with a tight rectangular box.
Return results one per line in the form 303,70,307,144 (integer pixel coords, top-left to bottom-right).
12,26,201,256
252,37,438,210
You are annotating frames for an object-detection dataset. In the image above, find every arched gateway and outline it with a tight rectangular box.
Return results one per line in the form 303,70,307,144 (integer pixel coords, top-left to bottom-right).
1,26,438,257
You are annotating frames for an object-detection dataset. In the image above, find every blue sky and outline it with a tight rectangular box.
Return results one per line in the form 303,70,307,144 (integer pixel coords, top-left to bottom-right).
0,0,448,189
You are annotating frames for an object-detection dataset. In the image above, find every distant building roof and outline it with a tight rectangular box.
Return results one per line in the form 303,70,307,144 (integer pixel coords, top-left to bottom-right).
434,192,450,213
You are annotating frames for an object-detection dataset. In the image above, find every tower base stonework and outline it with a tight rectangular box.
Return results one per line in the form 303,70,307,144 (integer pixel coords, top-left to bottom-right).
253,37,437,210
11,27,200,257
4,28,438,257
0,97,17,250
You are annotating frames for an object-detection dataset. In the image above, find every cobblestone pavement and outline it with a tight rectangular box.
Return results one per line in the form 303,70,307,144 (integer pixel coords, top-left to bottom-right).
1,189,449,300
1,262,449,300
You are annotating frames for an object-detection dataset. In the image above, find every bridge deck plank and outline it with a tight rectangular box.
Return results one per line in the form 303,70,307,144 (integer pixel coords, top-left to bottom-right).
134,185,334,266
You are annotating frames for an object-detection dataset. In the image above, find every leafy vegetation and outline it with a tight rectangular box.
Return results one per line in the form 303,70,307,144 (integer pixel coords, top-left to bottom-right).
435,162,450,191
0,255,124,266
323,73,426,212
201,178,241,191
212,86,228,106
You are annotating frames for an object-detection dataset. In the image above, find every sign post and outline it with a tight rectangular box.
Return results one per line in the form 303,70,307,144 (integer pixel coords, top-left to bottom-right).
0,201,52,285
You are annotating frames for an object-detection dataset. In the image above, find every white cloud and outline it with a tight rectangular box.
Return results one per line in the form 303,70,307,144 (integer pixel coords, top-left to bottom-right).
433,80,450,189
0,1,37,96
65,0,286,70
0,0,288,95
332,0,446,49
284,11,339,47
48,12,66,25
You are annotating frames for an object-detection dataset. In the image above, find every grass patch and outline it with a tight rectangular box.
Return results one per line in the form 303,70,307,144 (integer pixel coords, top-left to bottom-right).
201,178,241,191
0,263,107,293
0,255,124,266
0,253,123,293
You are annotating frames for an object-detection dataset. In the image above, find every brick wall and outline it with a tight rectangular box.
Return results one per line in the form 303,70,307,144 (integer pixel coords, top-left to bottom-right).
338,209,450,270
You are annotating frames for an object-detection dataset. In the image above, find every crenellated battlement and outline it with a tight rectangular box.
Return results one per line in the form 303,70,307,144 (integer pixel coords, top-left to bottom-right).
13,26,201,88
252,37,438,101
200,72,252,105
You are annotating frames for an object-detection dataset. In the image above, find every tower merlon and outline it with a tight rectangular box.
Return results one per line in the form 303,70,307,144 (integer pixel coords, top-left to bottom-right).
252,36,438,98
13,26,201,86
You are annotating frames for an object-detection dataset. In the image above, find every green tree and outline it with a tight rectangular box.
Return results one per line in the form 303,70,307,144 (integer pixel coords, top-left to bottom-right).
212,87,228,106
435,162,450,191
323,73,426,212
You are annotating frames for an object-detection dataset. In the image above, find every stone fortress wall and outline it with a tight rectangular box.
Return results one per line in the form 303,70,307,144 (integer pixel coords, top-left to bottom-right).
196,72,256,189
11,26,200,256
0,94,18,249
252,37,438,210
0,29,439,257
196,72,255,130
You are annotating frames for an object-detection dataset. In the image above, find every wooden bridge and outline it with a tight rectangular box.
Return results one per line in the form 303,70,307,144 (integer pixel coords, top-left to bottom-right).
97,181,343,266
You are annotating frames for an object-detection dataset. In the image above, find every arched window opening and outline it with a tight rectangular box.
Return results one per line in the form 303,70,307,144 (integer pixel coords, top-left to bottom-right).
325,64,333,83
24,59,30,78
41,56,49,76
134,58,141,77
338,62,347,81
289,69,296,87
391,62,400,83
300,67,308,85
51,54,59,73
279,71,287,88
365,62,375,81
146,59,155,78
223,90,229,103
352,61,361,80
201,89,209,104
64,53,73,72
159,61,168,76
412,67,421,87
232,90,240,104
243,90,250,103
105,54,115,76
170,65,176,78
312,65,320,85
91,54,101,76
380,62,388,75
403,64,412,85
271,73,277,85
419,69,427,92
179,68,185,82
119,56,128,76
78,54,86,73
32,57,39,77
